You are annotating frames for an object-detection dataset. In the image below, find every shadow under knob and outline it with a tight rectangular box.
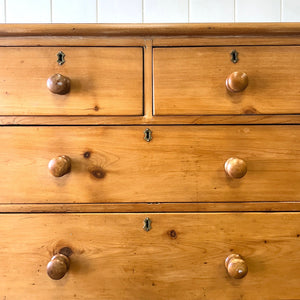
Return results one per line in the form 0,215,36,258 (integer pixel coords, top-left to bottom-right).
47,73,71,95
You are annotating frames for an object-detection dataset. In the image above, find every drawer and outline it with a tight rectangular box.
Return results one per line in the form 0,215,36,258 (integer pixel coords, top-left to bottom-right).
1,212,300,299
153,46,300,115
0,47,143,115
0,125,298,204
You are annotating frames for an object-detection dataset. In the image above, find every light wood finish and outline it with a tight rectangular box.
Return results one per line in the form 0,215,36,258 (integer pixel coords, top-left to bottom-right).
0,125,298,204
0,36,300,48
0,23,300,37
0,24,299,298
1,213,300,299
0,114,299,125
0,47,143,116
154,46,300,115
225,254,248,279
48,155,71,177
3,201,300,213
143,39,153,119
153,36,300,47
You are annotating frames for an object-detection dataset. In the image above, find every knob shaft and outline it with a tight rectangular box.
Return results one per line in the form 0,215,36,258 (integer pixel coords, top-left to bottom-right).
224,157,247,179
48,155,71,177
47,73,70,95
47,253,70,280
226,72,248,93
225,254,248,279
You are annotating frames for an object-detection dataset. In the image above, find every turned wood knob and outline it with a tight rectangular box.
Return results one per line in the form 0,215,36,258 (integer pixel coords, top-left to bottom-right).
47,253,70,280
47,73,70,95
48,155,71,177
226,72,248,92
224,157,247,179
225,254,248,279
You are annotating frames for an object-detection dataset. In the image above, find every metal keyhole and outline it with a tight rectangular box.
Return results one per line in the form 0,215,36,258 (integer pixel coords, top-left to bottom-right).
57,51,65,65
230,50,238,64
144,128,152,142
143,217,152,232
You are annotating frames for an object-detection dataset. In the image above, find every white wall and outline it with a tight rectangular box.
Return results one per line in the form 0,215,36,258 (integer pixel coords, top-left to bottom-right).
0,0,299,23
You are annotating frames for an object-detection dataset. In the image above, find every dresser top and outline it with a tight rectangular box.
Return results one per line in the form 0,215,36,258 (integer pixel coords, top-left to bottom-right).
0,23,300,37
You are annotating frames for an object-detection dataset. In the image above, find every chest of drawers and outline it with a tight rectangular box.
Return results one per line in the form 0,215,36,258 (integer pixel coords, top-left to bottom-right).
0,23,299,300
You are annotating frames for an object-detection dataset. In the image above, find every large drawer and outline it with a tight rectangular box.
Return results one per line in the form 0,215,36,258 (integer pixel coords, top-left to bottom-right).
1,213,300,299
0,125,298,204
153,46,300,115
0,47,143,115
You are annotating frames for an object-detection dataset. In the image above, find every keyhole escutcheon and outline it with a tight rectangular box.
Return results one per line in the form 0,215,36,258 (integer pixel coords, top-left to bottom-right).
144,128,152,142
143,217,152,232
57,51,65,65
230,50,239,64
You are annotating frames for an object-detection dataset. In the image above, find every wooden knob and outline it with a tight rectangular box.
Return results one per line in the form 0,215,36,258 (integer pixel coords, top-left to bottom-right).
48,155,71,177
224,157,247,179
47,73,70,95
226,72,248,92
47,254,70,280
225,254,248,279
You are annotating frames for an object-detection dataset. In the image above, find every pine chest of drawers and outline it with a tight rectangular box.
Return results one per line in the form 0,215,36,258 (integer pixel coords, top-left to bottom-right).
0,24,299,300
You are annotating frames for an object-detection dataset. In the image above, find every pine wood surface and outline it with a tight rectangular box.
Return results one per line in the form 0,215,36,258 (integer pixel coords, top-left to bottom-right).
154,46,300,115
0,23,300,37
0,47,143,116
1,202,300,213
0,36,300,47
0,114,299,125
0,24,298,298
0,125,298,204
1,212,300,299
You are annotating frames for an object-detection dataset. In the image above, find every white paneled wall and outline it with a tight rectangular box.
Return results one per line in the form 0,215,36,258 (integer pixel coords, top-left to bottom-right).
0,0,300,23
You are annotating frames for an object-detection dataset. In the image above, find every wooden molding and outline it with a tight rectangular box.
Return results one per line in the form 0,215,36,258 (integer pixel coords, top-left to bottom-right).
0,23,300,37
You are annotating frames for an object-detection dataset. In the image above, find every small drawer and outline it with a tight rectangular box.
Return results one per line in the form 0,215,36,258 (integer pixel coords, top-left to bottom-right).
0,125,298,204
1,213,300,299
0,47,143,115
153,46,300,115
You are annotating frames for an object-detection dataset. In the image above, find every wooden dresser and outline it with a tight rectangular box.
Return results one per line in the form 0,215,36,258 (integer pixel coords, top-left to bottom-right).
0,24,299,299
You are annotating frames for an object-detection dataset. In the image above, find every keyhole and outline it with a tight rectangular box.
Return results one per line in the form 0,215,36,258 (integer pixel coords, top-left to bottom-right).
230,50,238,64
57,51,65,65
144,128,152,142
143,217,152,232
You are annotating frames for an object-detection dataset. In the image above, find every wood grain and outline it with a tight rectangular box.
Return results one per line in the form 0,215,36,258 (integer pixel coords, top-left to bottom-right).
0,23,300,37
0,125,298,204
1,213,300,299
2,202,300,213
0,36,300,48
154,46,300,115
0,114,299,125
0,47,143,115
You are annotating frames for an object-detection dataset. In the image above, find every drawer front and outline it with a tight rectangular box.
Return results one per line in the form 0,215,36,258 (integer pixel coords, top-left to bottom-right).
0,125,298,204
1,213,300,299
0,47,143,115
153,46,300,115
